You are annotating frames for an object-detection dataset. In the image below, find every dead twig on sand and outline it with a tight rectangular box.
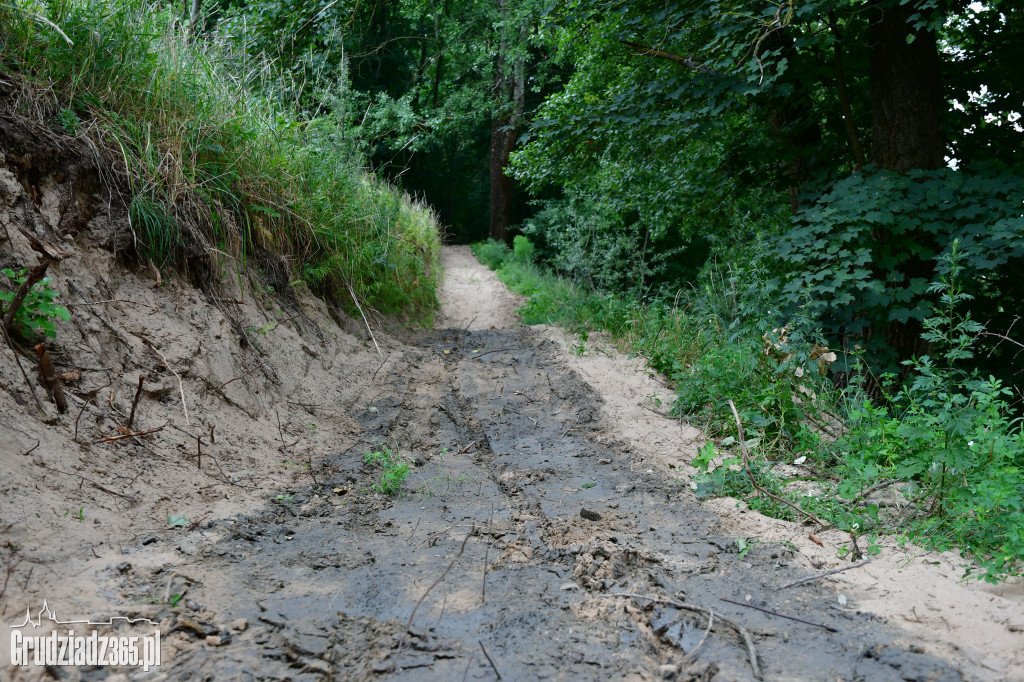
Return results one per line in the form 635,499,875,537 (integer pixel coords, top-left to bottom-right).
728,399,823,526
778,559,871,590
719,597,838,632
597,593,761,680
347,283,382,358
88,421,168,445
470,347,521,359
35,343,67,413
478,641,502,680
146,341,190,426
74,377,113,443
37,463,134,502
127,375,144,430
395,524,476,669
680,609,713,664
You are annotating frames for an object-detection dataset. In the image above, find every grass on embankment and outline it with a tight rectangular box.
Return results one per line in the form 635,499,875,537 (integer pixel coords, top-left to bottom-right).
0,0,439,321
473,237,1024,583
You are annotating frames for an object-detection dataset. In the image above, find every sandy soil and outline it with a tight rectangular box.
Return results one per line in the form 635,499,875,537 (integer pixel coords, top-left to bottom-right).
0,114,1017,681
534,306,1024,681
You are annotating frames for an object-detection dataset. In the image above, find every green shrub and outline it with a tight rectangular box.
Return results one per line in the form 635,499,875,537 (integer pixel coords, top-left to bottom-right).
0,268,71,339
472,239,511,270
363,447,411,496
512,235,535,263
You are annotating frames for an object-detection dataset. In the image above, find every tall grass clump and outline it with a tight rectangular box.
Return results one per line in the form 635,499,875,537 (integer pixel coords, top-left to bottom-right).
0,0,440,320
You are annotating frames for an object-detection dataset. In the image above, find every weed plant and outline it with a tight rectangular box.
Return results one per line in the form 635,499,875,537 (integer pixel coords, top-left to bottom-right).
0,0,440,321
363,447,410,496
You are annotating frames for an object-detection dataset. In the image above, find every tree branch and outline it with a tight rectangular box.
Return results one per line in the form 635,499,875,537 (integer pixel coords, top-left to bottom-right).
619,41,716,74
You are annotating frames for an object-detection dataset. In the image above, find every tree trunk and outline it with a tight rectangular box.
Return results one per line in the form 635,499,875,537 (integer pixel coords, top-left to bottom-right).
867,1,946,375
869,3,945,171
488,1,524,244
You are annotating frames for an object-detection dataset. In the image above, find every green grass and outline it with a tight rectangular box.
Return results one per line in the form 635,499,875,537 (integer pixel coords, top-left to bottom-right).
0,0,440,322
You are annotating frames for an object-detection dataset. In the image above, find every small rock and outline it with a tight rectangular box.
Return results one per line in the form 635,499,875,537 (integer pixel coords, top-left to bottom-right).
659,663,679,679
909,644,925,653
560,583,578,591
1008,623,1024,633
580,508,602,521
607,502,619,509
206,635,222,646
598,459,612,465
231,618,248,632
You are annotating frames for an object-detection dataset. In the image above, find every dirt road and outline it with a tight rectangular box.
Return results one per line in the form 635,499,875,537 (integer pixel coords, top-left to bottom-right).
79,247,959,681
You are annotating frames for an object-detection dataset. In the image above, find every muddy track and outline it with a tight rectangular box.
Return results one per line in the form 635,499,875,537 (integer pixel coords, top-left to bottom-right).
104,326,963,681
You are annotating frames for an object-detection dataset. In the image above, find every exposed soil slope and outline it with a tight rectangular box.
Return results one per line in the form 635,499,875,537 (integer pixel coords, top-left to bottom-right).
0,114,1017,681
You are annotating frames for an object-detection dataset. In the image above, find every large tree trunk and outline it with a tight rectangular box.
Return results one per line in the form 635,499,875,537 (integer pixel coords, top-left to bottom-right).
488,1,524,244
866,0,946,373
869,2,945,171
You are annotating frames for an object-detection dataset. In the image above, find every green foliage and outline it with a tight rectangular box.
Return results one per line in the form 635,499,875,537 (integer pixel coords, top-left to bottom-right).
833,244,1024,582
775,167,1024,377
512,236,535,264
471,240,511,271
363,447,411,497
0,268,71,339
474,238,1024,581
0,0,440,322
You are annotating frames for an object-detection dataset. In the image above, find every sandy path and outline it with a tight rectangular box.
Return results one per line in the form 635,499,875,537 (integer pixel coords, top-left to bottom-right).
435,245,525,330
436,246,1024,680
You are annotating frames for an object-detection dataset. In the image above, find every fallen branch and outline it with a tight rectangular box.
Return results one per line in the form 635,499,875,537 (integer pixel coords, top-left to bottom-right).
680,609,713,664
396,524,475,668
478,641,502,680
347,283,382,358
470,347,521,359
719,597,837,632
37,463,134,501
2,326,43,412
727,399,824,526
74,377,113,443
778,559,871,590
88,421,168,445
146,341,190,426
127,374,145,430
597,593,760,680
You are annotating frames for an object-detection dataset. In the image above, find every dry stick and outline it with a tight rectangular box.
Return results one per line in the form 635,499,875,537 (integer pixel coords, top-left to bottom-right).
65,299,158,310
147,342,190,426
719,597,838,633
679,609,713,664
727,399,824,527
1,262,48,332
482,502,494,604
372,352,391,381
395,524,476,667
470,347,522,359
778,559,872,590
127,375,145,430
597,593,760,680
196,434,203,470
478,641,502,680
88,421,168,445
74,378,113,443
460,650,477,682
37,463,133,501
458,441,477,455
347,283,383,358
215,363,261,391
3,326,44,412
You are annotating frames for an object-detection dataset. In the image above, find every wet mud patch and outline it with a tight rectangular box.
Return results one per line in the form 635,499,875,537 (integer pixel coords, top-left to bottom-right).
96,326,965,681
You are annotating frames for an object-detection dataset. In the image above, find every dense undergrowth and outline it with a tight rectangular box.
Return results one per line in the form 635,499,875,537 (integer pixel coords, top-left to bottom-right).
474,238,1024,583
0,0,440,321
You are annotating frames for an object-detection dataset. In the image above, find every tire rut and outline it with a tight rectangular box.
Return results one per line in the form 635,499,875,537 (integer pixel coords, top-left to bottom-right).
101,326,966,681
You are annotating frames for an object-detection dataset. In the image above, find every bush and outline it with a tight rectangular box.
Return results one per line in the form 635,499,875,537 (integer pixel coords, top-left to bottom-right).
512,235,535,263
472,239,511,270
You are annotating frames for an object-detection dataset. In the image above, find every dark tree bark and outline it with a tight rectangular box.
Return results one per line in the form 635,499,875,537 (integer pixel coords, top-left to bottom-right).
865,1,947,374
869,3,945,171
488,0,524,244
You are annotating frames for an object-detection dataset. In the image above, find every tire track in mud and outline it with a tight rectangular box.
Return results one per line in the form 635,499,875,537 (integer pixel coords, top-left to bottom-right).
110,326,964,681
